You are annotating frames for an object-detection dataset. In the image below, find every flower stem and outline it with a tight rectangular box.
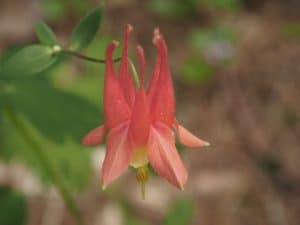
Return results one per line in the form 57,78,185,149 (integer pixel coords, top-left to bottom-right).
58,48,140,88
4,108,85,225
61,49,120,64
128,59,140,88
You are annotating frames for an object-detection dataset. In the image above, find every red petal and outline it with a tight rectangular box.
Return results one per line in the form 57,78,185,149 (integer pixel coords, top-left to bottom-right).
129,86,150,147
150,31,175,126
176,124,210,148
118,24,135,107
136,45,146,84
104,41,131,129
147,122,187,189
147,28,161,105
101,121,132,188
81,125,105,146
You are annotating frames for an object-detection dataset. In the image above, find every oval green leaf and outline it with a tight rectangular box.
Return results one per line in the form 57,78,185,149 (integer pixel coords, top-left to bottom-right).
35,21,58,46
1,45,57,77
69,5,103,50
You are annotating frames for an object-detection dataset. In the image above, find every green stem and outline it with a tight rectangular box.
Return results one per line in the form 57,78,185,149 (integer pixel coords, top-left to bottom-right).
61,49,121,64
128,59,140,88
59,48,140,88
5,108,85,225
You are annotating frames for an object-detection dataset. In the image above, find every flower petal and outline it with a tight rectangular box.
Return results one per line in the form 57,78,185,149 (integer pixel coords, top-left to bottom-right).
130,86,150,147
101,121,132,188
136,45,146,84
150,30,175,126
147,122,187,189
176,124,210,148
147,29,161,100
118,24,135,107
81,125,105,146
104,41,131,129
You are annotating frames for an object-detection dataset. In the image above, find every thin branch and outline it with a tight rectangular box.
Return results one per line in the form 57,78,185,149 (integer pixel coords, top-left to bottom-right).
61,49,121,64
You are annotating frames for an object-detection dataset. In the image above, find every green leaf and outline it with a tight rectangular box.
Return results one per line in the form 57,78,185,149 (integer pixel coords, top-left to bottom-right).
5,79,101,143
35,21,58,46
0,186,27,225
2,113,92,191
0,45,57,78
70,6,103,50
164,199,194,225
50,141,92,191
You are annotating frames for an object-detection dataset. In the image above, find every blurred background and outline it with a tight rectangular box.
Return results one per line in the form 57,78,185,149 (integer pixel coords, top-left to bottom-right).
1,0,300,225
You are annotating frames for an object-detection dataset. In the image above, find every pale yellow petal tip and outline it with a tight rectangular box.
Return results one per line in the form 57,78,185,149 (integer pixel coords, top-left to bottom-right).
102,184,107,190
203,141,211,147
152,30,162,45
136,45,143,52
112,40,120,47
154,27,160,36
126,24,133,32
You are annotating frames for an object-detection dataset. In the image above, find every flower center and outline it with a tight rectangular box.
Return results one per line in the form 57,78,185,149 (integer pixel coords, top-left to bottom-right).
130,147,148,168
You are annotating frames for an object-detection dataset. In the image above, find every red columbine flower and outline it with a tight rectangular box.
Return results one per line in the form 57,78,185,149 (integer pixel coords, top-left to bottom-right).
81,24,209,193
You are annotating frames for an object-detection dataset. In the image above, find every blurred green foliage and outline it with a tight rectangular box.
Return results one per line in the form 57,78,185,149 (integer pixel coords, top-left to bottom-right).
202,0,242,11
180,25,237,84
149,0,198,19
149,0,242,19
125,216,150,225
41,0,90,21
164,199,194,225
181,58,215,83
0,5,104,223
122,201,151,225
281,22,300,40
4,79,101,143
0,186,27,225
2,111,92,191
190,25,237,52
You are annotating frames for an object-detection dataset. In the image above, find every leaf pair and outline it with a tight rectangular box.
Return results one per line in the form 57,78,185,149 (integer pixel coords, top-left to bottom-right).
0,5,103,79
36,5,103,50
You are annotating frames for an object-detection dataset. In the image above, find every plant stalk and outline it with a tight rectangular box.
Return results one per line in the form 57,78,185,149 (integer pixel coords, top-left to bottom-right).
61,49,120,64
5,108,85,225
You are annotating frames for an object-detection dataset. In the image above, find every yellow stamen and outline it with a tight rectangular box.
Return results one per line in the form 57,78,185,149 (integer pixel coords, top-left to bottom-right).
136,165,149,200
